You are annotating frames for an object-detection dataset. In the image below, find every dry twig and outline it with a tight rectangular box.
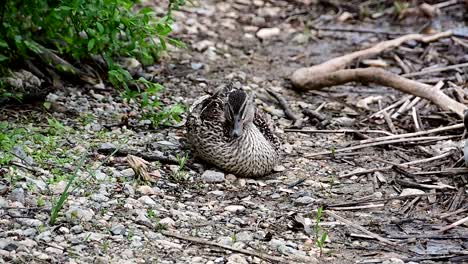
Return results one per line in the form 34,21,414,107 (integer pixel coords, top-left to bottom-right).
161,230,316,263
265,88,303,127
307,135,457,158
326,211,398,246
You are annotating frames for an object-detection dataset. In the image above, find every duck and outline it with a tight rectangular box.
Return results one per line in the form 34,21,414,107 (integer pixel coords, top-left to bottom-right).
186,83,281,178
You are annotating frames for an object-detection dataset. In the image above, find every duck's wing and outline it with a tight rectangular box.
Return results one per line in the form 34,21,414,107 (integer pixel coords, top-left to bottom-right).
253,109,281,151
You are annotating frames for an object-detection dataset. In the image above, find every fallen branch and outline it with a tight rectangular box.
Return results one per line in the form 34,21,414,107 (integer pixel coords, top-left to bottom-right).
284,128,393,136
290,30,468,119
294,68,466,118
306,135,457,158
339,151,454,178
326,211,399,247
292,30,452,87
359,123,464,144
161,230,316,263
265,88,303,127
438,215,468,233
402,62,468,78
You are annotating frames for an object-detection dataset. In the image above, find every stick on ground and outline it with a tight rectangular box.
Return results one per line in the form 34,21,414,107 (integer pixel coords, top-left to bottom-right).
161,230,316,263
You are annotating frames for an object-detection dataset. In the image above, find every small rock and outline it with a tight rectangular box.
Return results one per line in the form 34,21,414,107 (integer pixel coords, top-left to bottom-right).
216,236,233,246
224,205,246,213
111,224,126,235
294,196,315,205
191,256,205,263
95,170,108,181
236,231,253,242
100,142,116,150
17,218,42,227
138,196,156,206
400,188,425,196
123,184,135,197
90,193,109,202
130,236,143,248
0,184,8,195
256,27,280,39
45,246,63,255
66,206,95,222
94,256,110,264
0,239,17,251
191,62,204,70
382,258,405,264
208,190,224,196
225,174,237,181
36,231,52,242
18,238,37,248
159,217,176,228
227,254,248,264
121,168,135,178
137,185,156,195
9,188,25,204
71,225,84,234
273,165,286,172
193,40,214,52
155,240,183,249
58,227,69,234
50,181,67,194
46,93,59,102
201,170,225,183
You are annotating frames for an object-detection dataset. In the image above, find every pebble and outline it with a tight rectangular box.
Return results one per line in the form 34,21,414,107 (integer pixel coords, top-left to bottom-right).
111,224,126,235
137,185,157,195
91,193,109,202
9,188,25,204
227,254,248,264
45,246,63,255
17,218,42,227
256,27,280,39
273,165,286,172
66,206,95,222
121,168,136,178
71,225,84,234
36,231,53,242
294,196,315,205
18,238,37,248
100,142,116,150
159,217,176,227
224,205,246,213
193,40,214,52
138,196,157,206
201,170,225,183
50,181,67,194
0,239,17,251
236,231,253,242
216,236,233,246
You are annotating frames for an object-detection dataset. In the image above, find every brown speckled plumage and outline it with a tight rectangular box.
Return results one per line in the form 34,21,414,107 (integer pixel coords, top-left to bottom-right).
186,85,280,177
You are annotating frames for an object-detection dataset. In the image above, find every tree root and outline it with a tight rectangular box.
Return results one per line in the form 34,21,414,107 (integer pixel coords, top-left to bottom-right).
290,30,467,118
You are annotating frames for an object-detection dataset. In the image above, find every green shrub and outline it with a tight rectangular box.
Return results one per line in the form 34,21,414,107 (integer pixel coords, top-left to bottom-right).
0,0,186,127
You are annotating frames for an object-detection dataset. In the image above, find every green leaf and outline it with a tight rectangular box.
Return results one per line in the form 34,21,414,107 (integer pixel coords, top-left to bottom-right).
96,22,104,34
88,39,95,51
43,101,52,110
0,54,9,62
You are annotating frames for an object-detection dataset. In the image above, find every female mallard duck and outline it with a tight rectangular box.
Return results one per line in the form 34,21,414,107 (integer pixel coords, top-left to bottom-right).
187,84,281,178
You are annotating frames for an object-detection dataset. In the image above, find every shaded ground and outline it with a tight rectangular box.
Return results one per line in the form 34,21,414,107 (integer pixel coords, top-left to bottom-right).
1,0,467,263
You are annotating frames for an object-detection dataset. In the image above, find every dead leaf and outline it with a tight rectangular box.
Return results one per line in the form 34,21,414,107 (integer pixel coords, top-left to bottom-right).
127,155,157,183
356,95,383,110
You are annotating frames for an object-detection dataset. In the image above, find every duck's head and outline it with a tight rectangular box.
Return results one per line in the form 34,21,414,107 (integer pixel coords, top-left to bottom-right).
224,89,255,138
